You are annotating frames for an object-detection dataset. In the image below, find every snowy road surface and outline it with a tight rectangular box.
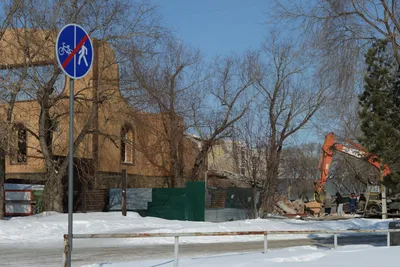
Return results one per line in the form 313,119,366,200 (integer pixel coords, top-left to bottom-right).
83,245,400,267
0,235,386,266
0,212,395,266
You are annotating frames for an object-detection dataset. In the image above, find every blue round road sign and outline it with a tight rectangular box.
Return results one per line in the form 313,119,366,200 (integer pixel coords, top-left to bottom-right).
56,24,93,79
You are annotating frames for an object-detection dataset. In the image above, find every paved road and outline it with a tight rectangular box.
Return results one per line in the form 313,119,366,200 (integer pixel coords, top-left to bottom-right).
0,235,387,267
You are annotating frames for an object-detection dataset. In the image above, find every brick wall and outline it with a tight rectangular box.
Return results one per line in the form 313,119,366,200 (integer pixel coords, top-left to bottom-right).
85,189,108,212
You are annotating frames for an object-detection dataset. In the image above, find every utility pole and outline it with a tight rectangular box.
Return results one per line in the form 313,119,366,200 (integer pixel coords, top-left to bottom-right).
380,170,388,219
0,149,5,220
204,169,208,211
122,169,127,216
252,181,258,219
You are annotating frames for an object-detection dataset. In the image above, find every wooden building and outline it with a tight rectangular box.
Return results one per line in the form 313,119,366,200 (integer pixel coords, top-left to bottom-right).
0,29,199,212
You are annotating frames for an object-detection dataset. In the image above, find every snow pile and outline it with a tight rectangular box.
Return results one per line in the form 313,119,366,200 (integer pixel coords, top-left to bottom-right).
0,212,393,248
82,245,400,267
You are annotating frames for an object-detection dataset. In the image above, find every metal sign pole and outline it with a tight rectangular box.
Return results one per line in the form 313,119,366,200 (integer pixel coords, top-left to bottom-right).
67,77,74,267
55,24,93,266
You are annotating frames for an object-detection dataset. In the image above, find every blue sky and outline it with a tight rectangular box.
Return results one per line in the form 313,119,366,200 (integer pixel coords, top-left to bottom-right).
152,0,269,59
152,0,320,144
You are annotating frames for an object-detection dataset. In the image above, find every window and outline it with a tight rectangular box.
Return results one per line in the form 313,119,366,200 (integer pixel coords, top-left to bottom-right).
11,124,27,163
121,124,134,164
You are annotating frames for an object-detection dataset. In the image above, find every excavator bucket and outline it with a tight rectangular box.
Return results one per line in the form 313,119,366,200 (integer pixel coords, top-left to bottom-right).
313,181,326,203
316,190,326,203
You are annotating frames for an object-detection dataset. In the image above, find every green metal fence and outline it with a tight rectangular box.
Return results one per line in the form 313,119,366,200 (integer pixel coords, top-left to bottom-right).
147,181,205,221
147,188,187,220
110,181,205,221
185,181,205,221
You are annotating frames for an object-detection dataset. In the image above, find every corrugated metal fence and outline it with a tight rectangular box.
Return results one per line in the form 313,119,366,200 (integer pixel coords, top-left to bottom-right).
108,181,205,221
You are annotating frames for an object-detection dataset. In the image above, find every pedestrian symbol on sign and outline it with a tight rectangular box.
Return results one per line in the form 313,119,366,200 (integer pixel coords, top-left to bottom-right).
78,44,88,66
55,24,93,79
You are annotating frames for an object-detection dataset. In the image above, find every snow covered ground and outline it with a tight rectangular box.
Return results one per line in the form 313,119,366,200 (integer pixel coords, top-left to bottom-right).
83,245,400,267
0,212,398,266
0,211,394,249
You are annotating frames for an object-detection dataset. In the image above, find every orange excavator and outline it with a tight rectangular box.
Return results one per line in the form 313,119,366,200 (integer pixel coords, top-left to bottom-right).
314,132,391,203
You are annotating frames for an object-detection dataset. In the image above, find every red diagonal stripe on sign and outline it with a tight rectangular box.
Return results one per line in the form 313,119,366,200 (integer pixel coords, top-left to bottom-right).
62,34,89,69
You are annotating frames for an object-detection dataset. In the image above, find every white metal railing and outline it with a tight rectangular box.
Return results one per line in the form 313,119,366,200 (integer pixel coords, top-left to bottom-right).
63,229,400,267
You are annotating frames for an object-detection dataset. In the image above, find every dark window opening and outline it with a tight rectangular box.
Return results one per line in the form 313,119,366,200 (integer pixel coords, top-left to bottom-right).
12,126,27,163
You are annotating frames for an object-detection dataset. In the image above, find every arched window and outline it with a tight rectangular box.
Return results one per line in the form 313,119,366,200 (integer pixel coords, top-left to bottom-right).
11,124,27,163
121,124,134,164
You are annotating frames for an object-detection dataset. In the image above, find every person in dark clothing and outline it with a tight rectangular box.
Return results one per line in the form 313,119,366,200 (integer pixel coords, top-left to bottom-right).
335,192,344,216
324,194,332,215
349,193,357,215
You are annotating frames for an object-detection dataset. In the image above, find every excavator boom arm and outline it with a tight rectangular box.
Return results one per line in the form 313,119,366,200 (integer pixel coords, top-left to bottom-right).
314,132,390,202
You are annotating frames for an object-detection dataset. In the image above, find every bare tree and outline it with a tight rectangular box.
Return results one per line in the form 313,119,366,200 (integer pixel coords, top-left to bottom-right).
252,36,325,215
280,143,320,201
273,0,400,134
125,38,205,187
327,152,376,195
232,108,267,189
273,0,400,78
190,53,257,182
0,0,39,219
0,0,163,213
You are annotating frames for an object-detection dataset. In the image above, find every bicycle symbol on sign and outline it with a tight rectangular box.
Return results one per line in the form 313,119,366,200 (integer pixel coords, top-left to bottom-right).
58,42,73,56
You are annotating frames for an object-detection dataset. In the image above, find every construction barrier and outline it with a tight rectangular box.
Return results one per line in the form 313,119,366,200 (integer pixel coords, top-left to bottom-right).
63,228,400,267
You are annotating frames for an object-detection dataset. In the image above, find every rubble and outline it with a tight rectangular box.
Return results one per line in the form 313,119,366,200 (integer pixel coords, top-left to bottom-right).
304,201,322,215
274,198,306,216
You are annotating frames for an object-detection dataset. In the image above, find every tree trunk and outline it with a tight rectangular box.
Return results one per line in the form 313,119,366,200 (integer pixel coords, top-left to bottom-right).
1,90,19,219
0,149,5,219
191,144,210,182
260,148,281,216
169,121,178,187
42,171,64,212
253,186,258,219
